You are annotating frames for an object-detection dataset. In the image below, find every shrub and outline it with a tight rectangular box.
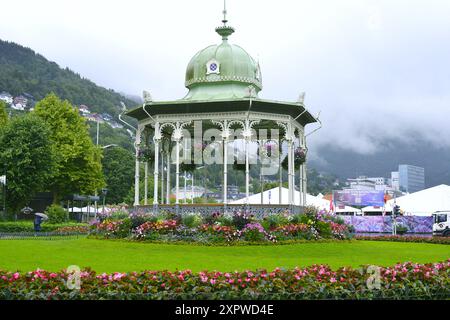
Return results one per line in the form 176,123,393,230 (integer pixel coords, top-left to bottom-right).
0,221,86,233
182,214,203,228
45,205,68,224
262,213,291,230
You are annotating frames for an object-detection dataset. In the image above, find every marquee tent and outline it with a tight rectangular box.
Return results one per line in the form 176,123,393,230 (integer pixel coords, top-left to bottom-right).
386,184,450,216
230,187,360,214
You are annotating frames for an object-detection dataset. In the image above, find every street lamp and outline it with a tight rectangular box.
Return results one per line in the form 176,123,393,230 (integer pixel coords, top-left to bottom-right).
101,188,108,214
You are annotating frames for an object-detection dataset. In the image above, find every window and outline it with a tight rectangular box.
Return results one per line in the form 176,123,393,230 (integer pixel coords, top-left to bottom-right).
434,214,448,223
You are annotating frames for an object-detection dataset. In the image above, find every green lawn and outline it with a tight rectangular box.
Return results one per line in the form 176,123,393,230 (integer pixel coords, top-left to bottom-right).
0,238,448,273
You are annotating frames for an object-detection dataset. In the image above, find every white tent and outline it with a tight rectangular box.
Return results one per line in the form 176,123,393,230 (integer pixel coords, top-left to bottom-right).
230,187,329,208
335,204,362,215
386,184,450,216
229,187,357,214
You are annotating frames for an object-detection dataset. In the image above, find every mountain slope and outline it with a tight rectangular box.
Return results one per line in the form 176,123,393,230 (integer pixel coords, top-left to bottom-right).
0,39,138,117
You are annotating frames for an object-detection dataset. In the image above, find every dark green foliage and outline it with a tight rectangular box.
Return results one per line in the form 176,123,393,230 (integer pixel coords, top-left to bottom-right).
44,204,68,224
0,221,85,232
0,101,7,127
101,147,134,204
0,114,54,214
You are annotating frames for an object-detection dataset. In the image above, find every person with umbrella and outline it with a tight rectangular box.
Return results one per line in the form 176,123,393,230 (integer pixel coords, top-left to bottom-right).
21,207,48,232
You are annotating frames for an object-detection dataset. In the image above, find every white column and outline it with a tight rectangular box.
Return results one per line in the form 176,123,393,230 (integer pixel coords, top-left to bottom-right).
134,126,142,206
153,124,160,206
175,137,180,205
287,139,293,206
279,139,282,204
223,138,228,205
144,162,148,205
161,150,164,204
166,152,170,204
184,171,187,204
244,120,250,204
291,143,295,206
303,161,307,206
299,163,303,206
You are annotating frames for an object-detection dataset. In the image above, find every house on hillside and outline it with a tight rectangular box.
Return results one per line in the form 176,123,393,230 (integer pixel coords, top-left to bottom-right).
78,104,91,115
100,113,113,122
12,95,28,111
0,92,13,105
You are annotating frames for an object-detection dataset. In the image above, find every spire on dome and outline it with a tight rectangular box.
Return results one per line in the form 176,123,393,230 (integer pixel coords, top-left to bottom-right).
216,0,235,41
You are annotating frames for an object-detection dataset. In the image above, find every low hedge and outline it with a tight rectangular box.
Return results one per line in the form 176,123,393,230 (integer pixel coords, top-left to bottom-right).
0,221,88,233
1,260,448,300
355,235,450,245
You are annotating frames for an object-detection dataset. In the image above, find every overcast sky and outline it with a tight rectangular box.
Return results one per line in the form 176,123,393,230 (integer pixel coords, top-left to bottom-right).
1,0,449,156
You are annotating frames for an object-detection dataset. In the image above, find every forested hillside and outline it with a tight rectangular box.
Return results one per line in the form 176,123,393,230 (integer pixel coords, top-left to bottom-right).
0,39,138,118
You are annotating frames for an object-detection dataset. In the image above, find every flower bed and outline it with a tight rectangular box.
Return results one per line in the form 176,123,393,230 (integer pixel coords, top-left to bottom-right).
355,235,450,245
89,207,355,244
1,260,448,300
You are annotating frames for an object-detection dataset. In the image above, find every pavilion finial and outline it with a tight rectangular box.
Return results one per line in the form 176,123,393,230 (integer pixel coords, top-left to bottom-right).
216,0,234,41
222,0,228,25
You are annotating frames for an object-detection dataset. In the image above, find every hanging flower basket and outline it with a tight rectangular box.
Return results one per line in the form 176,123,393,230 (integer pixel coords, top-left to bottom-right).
138,147,154,163
281,147,307,170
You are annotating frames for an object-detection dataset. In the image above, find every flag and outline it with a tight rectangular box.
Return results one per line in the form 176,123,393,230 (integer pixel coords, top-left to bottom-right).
0,175,5,185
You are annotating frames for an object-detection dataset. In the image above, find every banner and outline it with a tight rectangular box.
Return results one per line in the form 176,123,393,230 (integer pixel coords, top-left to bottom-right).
333,190,384,207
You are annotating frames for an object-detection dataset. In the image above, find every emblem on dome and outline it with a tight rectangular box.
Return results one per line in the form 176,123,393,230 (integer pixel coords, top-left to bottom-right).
206,59,220,75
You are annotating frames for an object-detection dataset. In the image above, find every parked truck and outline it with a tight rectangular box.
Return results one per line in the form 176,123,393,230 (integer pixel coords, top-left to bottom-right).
432,211,450,237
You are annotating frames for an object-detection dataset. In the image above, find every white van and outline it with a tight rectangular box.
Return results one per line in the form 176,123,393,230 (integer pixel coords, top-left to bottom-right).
432,211,450,237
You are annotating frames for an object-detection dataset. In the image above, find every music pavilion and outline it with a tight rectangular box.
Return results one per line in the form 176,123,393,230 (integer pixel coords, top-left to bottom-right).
125,6,320,215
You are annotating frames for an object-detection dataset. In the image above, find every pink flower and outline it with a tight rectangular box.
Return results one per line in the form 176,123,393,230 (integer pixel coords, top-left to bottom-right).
210,279,216,285
13,272,20,280
330,277,337,283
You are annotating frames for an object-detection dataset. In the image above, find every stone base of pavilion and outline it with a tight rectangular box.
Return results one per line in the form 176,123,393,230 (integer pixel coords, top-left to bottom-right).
133,204,304,218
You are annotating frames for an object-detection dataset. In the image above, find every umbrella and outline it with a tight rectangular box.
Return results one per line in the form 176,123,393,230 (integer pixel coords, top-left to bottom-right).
35,212,49,220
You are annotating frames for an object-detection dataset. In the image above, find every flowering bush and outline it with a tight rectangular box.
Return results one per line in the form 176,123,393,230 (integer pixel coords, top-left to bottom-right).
272,223,318,240
134,220,178,239
1,260,448,300
241,223,276,242
232,211,255,230
89,207,354,244
90,219,131,238
54,225,89,234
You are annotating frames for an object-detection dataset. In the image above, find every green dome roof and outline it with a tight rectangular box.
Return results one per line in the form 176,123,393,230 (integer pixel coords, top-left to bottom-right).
184,24,262,101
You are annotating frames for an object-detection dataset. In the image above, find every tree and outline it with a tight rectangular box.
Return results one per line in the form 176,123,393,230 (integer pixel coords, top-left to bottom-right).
34,93,105,202
0,101,8,128
0,114,54,214
102,146,134,204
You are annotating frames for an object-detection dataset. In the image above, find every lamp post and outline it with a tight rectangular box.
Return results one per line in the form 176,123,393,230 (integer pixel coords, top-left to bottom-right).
101,188,108,215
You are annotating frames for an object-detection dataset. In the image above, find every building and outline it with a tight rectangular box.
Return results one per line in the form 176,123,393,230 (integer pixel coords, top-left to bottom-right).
0,92,13,105
398,164,425,193
346,176,387,191
124,5,319,213
390,171,400,191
